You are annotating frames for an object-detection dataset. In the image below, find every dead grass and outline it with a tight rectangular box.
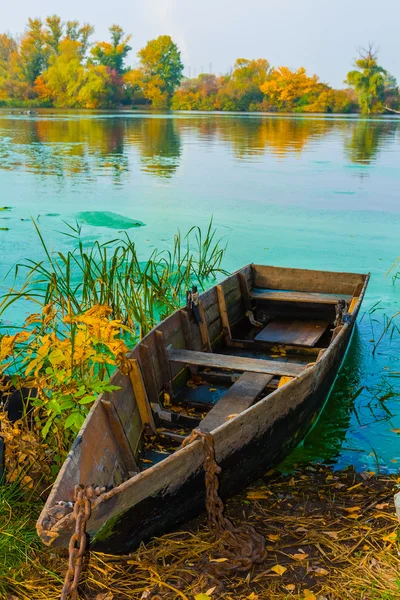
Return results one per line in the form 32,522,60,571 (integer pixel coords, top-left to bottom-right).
4,465,400,600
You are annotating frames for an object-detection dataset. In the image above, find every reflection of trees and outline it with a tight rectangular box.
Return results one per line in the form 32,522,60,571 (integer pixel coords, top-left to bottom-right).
177,115,336,158
0,115,129,182
344,119,399,164
127,117,181,178
1,113,399,182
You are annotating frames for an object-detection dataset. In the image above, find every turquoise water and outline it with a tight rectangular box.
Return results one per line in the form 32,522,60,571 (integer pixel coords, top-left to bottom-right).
0,110,400,472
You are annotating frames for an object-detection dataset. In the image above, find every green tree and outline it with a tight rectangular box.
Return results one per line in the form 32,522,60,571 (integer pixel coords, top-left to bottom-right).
345,45,397,114
19,18,46,86
90,25,131,76
137,35,183,99
66,20,94,57
45,15,63,56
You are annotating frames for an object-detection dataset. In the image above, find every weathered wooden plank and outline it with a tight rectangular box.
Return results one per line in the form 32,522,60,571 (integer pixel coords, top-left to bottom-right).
251,289,351,305
216,284,232,345
139,343,160,406
199,372,273,432
198,300,212,352
255,318,329,347
155,331,173,394
128,359,157,434
100,399,139,475
253,265,365,296
167,348,303,377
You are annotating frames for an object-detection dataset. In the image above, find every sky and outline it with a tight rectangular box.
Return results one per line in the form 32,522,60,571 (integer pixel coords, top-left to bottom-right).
4,0,400,88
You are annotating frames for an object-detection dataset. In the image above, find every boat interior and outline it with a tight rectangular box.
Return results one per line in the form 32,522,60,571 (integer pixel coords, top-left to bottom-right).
120,265,367,475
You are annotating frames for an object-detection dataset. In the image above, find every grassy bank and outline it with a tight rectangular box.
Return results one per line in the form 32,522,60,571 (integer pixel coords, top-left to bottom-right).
1,466,399,599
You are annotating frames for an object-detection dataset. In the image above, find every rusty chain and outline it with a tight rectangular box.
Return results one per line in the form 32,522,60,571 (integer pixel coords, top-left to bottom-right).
182,429,266,578
60,484,92,600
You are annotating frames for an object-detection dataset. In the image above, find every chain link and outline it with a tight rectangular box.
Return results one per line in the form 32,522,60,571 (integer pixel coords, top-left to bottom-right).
183,430,266,578
60,485,92,600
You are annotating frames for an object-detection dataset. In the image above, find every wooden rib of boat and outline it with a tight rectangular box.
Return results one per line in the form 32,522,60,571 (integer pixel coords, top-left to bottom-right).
37,264,369,554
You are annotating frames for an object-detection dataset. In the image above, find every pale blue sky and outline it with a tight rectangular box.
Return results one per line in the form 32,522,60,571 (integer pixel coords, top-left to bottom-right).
4,0,400,87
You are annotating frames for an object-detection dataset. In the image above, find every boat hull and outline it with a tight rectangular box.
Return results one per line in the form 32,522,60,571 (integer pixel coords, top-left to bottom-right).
91,320,353,554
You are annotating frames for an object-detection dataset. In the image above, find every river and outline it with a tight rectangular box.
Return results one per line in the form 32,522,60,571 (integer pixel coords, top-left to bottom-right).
0,110,399,472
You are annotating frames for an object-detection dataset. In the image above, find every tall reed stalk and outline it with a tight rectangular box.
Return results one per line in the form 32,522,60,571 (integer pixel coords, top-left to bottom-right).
0,218,228,338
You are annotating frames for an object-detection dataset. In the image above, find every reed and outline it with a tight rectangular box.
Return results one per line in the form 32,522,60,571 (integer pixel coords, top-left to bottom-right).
0,218,228,338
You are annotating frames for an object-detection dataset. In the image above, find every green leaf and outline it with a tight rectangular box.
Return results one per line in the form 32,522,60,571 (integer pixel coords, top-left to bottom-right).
47,399,61,413
64,412,80,429
41,414,55,439
78,395,96,405
73,412,86,430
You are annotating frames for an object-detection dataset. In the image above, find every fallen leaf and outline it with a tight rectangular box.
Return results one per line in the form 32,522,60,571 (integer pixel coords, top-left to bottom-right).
323,531,339,539
205,587,216,595
247,491,271,500
291,553,308,561
313,567,329,576
195,595,211,600
344,506,361,513
303,590,317,600
285,584,296,591
96,594,113,600
267,533,280,541
271,564,287,575
382,532,397,543
289,477,295,486
246,593,258,600
347,513,362,519
376,503,389,510
391,428,400,434
210,557,228,563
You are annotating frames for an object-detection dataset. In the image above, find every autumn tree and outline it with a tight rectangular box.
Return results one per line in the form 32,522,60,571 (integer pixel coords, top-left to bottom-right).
259,66,324,111
132,35,183,107
219,58,270,110
345,45,398,114
35,39,111,108
91,25,131,76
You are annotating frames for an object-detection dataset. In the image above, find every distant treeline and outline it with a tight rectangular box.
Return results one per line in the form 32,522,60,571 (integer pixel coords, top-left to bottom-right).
0,17,398,114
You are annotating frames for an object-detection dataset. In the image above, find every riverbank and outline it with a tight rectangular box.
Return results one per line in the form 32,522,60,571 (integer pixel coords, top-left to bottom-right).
3,465,399,599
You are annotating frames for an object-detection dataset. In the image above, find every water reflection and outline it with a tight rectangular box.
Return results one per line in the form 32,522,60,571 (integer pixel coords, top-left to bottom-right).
0,112,399,182
281,329,364,470
344,119,399,164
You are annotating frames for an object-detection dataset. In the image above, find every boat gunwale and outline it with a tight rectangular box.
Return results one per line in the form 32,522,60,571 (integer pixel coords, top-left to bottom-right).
36,266,370,540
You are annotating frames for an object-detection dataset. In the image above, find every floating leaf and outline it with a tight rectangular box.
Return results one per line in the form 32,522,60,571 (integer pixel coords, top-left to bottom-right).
271,564,287,575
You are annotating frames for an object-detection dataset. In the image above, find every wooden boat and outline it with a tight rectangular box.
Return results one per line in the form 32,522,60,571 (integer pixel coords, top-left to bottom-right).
37,264,369,554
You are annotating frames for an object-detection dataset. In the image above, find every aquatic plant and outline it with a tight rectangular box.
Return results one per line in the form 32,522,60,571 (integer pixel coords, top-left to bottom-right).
1,217,227,337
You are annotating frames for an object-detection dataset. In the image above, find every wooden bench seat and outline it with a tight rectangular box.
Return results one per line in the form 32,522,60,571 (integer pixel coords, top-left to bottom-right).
199,372,273,432
250,288,351,305
167,348,304,377
254,318,330,347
